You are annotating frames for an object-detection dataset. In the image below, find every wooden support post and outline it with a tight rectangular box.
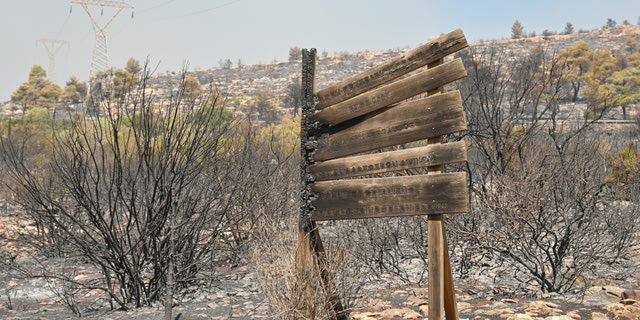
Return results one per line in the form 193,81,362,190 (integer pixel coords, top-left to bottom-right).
299,48,348,320
428,214,445,319
443,226,459,320
426,58,459,320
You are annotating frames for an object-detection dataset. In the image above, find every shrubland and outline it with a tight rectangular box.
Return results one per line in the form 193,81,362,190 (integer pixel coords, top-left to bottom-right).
1,40,640,318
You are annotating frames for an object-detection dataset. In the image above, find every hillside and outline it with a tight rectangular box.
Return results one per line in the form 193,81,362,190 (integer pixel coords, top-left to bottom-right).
147,25,640,120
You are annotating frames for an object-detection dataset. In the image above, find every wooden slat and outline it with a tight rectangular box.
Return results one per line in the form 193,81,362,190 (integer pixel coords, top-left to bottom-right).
313,58,467,125
311,91,466,161
309,141,467,181
316,29,468,109
310,172,468,221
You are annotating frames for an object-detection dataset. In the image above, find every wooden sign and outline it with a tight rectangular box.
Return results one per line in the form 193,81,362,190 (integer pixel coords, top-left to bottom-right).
312,91,467,161
299,29,471,320
311,172,468,221
313,59,467,125
309,140,467,181
316,28,468,109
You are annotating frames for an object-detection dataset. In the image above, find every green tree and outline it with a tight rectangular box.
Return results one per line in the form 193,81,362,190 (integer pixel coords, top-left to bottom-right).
29,65,47,80
541,29,556,37
112,68,138,97
62,76,87,104
11,65,62,112
559,41,594,102
66,76,87,96
37,82,63,109
628,51,640,68
218,59,232,69
282,76,301,116
11,83,38,113
583,49,620,118
91,68,138,100
605,68,640,119
288,46,302,61
255,89,280,124
607,142,639,186
590,49,619,83
125,57,142,75
564,22,574,35
605,18,617,28
511,20,525,39
61,85,81,104
182,76,202,103
624,35,639,54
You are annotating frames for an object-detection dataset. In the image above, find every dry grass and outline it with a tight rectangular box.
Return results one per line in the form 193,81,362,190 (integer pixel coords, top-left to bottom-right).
251,214,366,319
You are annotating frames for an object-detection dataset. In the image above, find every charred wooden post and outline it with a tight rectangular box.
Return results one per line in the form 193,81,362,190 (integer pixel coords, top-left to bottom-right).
300,49,317,236
299,48,348,320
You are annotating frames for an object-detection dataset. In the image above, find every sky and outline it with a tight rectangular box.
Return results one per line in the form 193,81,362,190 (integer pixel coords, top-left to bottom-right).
1,0,640,101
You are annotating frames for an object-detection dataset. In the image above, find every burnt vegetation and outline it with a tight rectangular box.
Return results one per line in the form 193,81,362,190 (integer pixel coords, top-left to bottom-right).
0,66,300,315
1,31,640,318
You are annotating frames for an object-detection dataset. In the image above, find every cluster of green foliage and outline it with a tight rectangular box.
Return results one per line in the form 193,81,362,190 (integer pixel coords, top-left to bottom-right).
288,46,302,61
1,107,72,133
511,20,525,39
182,76,203,102
557,37,640,119
0,107,74,176
10,58,145,114
607,142,639,185
511,17,640,41
258,114,299,155
90,58,142,100
10,65,86,113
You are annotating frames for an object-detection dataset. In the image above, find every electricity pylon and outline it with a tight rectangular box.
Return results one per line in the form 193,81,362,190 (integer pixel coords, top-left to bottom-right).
37,39,69,84
71,0,133,94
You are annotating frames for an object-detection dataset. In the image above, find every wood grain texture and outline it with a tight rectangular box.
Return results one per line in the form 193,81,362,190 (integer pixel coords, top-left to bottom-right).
443,227,460,320
313,59,467,125
311,91,466,161
316,29,468,109
428,215,445,320
309,141,467,181
310,172,468,221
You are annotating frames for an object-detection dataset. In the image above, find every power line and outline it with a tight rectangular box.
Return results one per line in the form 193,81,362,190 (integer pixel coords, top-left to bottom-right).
137,0,178,14
180,0,241,17
56,13,72,38
155,0,241,21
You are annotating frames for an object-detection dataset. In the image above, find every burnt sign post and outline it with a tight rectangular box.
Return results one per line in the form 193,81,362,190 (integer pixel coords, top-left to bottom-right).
299,29,469,320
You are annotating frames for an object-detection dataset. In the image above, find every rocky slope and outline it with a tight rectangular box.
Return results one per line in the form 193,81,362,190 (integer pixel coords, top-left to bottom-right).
146,25,640,120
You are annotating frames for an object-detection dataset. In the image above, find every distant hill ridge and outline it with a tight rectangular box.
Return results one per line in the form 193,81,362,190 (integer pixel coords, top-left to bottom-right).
147,25,640,119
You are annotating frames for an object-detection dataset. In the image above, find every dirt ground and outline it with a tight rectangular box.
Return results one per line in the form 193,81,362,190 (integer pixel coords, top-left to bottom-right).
1,204,640,320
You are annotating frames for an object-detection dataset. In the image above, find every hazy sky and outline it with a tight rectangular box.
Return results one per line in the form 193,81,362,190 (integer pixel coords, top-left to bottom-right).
2,0,640,101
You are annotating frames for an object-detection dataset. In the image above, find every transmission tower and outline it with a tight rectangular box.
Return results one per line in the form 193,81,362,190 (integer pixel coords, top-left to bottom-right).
37,39,69,84
71,0,133,93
